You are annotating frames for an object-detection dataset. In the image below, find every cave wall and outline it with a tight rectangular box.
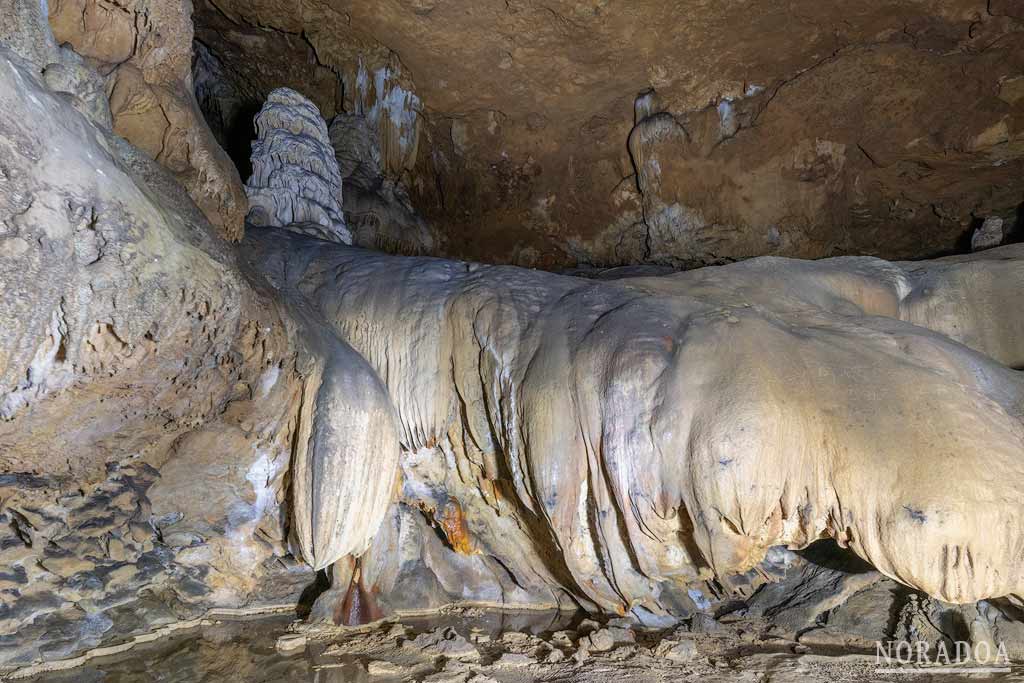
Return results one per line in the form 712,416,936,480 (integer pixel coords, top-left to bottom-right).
1,0,1024,674
192,0,1024,267
47,0,248,241
0,36,318,664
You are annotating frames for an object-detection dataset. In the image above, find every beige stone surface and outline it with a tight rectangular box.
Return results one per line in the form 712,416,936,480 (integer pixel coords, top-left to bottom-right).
0,42,396,666
48,0,248,241
247,228,1024,612
3,1,1024,669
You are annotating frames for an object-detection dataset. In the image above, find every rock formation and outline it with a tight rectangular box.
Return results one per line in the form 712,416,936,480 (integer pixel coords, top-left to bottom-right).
973,217,1007,252
330,113,435,254
242,229,1024,621
1,0,1024,676
0,44,390,667
190,0,1024,268
47,0,248,241
245,88,353,245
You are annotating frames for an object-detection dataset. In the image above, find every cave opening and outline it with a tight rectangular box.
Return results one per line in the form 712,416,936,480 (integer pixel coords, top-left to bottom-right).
193,39,260,181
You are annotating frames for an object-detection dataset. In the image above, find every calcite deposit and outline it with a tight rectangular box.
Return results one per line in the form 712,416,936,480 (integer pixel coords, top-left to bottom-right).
245,88,353,245
1,0,1023,678
243,230,1024,619
330,113,435,254
0,40,385,668
47,0,248,241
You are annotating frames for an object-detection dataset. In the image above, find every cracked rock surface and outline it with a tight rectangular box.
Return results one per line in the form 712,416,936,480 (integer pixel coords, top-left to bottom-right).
0,44,311,667
192,0,1024,267
48,0,248,240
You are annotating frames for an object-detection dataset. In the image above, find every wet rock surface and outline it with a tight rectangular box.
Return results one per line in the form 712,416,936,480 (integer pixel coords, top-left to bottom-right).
0,463,313,668
12,605,1024,682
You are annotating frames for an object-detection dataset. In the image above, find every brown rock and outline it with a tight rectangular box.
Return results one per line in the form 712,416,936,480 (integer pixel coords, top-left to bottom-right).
49,0,247,240
191,0,1024,267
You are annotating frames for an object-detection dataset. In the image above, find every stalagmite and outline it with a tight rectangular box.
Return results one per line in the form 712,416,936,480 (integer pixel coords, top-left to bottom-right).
245,88,352,245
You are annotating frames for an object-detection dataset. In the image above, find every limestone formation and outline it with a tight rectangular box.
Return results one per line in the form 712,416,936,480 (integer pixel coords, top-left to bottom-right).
245,238,399,570
3,0,1024,675
47,0,248,241
972,217,1007,252
41,46,113,129
193,0,1024,268
0,45,389,667
0,43,296,664
245,88,353,245
329,113,435,254
0,0,58,71
244,229,1024,619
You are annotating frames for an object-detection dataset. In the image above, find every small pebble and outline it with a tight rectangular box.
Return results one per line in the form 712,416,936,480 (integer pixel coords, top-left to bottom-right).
545,648,566,663
274,634,306,656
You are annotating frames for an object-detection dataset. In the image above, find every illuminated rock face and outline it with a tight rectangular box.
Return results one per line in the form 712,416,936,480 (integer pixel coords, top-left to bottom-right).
48,0,248,241
244,228,1024,617
245,88,352,245
0,48,395,667
2,0,1024,670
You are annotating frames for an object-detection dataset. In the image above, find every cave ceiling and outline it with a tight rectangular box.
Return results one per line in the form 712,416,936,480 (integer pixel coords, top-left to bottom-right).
193,0,1024,268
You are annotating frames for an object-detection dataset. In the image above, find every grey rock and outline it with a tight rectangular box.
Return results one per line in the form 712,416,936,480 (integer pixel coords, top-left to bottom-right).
584,628,616,652
492,652,535,667
972,600,1024,661
246,88,352,244
797,580,902,648
658,639,699,662
746,553,883,637
274,633,307,655
329,113,434,254
544,647,566,663
42,47,113,129
407,628,481,661
0,0,59,71
972,217,1006,252
688,613,722,633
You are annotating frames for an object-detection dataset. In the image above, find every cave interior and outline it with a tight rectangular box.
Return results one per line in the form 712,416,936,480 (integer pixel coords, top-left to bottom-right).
0,0,1023,681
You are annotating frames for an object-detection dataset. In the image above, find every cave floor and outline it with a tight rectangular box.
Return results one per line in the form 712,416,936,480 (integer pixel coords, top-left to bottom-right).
13,609,1024,683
